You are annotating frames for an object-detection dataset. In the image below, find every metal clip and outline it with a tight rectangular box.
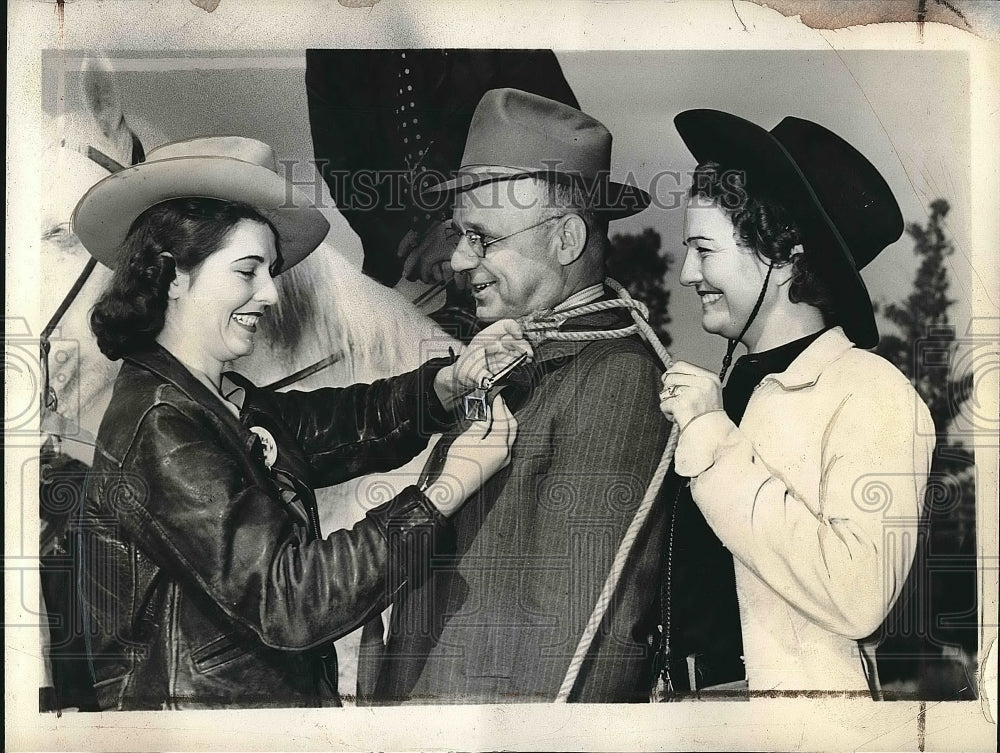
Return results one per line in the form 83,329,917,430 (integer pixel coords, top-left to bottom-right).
462,388,490,422
461,353,528,421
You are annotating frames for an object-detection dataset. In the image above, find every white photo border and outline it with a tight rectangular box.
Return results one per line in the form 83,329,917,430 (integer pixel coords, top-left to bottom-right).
6,1,998,751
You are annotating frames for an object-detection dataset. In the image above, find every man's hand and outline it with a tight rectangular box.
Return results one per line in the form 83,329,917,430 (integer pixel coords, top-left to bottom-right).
398,219,465,289
659,360,724,432
433,319,534,409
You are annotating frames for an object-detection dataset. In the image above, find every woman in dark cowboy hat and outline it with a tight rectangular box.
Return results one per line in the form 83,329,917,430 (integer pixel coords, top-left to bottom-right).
72,136,524,709
659,111,934,694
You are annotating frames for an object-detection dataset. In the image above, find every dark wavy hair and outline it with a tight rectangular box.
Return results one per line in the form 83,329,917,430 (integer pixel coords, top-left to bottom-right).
689,161,836,323
90,198,279,361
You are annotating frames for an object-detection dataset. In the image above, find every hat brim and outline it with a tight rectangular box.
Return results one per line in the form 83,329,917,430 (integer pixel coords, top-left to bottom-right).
71,156,330,273
424,170,651,222
674,109,878,348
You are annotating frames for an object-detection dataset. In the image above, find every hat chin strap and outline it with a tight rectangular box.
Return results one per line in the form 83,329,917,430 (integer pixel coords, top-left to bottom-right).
719,262,774,382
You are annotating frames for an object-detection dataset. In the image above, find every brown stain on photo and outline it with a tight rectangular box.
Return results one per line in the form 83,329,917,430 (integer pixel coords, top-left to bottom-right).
174,0,994,37
747,0,999,40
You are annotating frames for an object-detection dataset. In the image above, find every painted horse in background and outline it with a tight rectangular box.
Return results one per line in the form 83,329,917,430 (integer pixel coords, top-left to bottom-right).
39,57,458,705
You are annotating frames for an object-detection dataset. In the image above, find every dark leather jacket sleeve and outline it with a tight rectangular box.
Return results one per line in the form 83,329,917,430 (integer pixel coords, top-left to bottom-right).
240,357,455,488
112,398,441,652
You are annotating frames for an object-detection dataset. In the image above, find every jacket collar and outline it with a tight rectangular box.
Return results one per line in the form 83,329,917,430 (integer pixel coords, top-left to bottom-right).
762,326,856,390
124,345,250,444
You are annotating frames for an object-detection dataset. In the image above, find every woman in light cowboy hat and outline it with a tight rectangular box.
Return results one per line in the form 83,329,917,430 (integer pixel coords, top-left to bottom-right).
73,135,524,709
658,110,935,694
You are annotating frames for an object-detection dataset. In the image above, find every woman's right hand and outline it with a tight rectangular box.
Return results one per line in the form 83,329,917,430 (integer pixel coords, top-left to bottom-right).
423,395,517,517
432,319,533,410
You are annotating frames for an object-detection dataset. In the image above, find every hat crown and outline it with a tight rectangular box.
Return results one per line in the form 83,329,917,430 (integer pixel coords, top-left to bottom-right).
674,109,903,271
71,135,328,272
425,88,650,219
145,136,278,172
769,117,902,269
460,88,612,178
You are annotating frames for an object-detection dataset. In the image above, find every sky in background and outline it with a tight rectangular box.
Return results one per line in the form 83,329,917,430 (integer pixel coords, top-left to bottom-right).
44,49,971,369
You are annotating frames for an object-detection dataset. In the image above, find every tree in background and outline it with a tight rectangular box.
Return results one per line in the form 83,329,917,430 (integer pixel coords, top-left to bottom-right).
873,199,978,700
607,227,672,348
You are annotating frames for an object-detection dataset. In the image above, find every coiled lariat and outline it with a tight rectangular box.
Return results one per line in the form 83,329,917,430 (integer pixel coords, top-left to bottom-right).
517,288,650,346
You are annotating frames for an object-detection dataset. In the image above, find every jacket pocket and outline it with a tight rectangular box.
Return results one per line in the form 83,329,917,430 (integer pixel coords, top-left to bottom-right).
191,633,251,674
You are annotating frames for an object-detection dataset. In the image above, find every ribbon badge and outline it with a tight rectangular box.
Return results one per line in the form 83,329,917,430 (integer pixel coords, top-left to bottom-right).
249,426,278,469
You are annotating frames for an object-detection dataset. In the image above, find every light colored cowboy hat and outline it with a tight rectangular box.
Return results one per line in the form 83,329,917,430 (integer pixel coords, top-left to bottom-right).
674,109,904,349
423,88,650,220
72,136,329,272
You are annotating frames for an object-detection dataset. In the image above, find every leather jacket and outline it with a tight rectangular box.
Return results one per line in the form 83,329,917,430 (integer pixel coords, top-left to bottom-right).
78,345,455,710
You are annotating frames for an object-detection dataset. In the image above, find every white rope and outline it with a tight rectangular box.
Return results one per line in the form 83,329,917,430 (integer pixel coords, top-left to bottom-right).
553,278,679,703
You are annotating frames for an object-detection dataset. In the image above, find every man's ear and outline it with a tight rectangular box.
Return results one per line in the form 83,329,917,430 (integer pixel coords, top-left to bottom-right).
553,214,589,266
773,244,804,286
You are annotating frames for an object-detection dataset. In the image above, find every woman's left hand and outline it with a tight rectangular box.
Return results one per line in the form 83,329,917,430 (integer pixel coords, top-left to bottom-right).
659,361,724,432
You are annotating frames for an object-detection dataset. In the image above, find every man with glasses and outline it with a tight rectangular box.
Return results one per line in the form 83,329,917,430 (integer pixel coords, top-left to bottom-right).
305,50,579,342
364,89,673,704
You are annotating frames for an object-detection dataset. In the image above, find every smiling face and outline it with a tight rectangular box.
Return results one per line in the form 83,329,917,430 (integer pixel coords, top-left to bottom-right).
680,197,775,345
163,219,279,374
449,179,570,322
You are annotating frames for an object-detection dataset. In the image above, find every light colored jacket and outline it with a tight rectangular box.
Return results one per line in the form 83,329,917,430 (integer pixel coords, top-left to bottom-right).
675,327,935,691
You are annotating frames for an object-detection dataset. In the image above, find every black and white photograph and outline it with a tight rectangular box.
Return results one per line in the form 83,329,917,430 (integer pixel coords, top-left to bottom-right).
6,1,998,750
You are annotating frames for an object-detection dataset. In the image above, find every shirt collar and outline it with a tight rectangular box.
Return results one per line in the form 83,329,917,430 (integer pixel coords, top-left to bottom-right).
733,327,829,380
723,328,828,424
762,326,856,390
532,287,631,364
220,374,247,412
554,283,605,312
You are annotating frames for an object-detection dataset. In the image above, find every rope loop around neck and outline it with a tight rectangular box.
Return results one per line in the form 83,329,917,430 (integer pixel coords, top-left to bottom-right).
516,279,669,370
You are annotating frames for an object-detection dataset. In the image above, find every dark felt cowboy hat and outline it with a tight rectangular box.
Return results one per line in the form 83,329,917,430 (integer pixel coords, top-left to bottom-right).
72,136,330,272
674,109,904,349
424,88,650,220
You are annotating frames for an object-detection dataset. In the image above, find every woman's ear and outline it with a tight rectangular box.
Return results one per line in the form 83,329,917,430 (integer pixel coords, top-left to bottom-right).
168,269,190,301
553,214,589,266
774,244,805,287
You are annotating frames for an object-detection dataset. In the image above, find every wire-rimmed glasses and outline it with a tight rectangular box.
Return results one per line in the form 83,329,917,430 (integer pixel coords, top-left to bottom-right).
450,214,566,258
